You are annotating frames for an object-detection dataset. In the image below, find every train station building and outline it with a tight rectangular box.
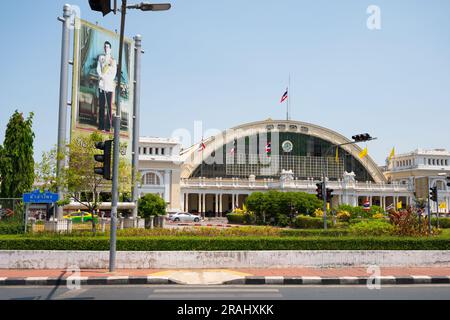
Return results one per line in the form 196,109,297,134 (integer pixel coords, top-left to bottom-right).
138,119,429,217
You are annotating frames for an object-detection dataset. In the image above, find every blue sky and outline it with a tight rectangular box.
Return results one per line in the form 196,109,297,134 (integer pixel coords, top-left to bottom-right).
0,0,449,165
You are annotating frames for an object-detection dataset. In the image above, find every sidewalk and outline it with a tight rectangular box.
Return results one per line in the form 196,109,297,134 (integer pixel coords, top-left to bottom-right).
1,267,450,285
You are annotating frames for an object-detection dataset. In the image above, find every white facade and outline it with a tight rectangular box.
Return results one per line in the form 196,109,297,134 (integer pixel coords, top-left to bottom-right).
384,149,450,213
138,137,182,209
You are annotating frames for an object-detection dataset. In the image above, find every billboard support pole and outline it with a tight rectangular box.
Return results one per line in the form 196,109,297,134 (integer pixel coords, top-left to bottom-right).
110,0,128,272
56,4,72,220
132,35,142,221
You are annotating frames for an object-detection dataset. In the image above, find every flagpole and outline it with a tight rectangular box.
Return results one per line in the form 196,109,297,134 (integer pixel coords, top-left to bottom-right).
288,74,291,120
201,137,204,178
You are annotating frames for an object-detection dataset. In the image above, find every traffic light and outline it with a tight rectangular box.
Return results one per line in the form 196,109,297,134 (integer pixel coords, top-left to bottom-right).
326,188,334,201
94,140,113,180
352,133,372,142
429,187,438,202
316,183,324,200
89,0,113,16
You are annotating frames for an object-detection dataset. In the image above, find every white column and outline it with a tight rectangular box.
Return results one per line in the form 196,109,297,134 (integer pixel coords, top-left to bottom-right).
197,194,201,213
215,194,219,217
164,170,171,203
202,193,206,215
235,194,239,209
232,193,236,211
219,194,223,216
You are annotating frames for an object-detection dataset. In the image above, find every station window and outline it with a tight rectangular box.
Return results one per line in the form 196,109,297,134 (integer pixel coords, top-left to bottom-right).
155,148,159,155
149,148,153,155
143,147,147,155
161,148,165,155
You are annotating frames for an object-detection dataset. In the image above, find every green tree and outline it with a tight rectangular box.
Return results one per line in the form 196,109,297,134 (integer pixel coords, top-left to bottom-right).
35,132,132,234
245,191,322,226
138,194,166,219
0,111,35,198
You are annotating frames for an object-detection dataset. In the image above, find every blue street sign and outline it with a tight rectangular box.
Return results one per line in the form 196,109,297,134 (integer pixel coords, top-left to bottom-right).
23,190,59,204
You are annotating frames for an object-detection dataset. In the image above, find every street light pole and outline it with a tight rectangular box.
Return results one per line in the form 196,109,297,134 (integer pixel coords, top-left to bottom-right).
132,34,143,221
56,4,72,220
88,0,171,272
109,0,128,272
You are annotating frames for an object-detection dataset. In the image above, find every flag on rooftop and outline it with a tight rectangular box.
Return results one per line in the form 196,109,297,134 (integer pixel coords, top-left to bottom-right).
198,141,206,152
280,89,288,103
388,147,395,162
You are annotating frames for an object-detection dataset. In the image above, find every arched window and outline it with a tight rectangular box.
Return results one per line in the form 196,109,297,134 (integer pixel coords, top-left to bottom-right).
142,172,161,186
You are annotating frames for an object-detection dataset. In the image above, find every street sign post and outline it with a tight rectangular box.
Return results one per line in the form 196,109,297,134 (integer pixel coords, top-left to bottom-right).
23,190,59,233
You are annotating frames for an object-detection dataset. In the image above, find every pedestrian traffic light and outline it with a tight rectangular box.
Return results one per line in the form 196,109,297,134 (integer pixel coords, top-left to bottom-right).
326,188,334,201
88,0,113,16
352,133,372,142
94,140,113,180
316,183,324,200
429,186,438,202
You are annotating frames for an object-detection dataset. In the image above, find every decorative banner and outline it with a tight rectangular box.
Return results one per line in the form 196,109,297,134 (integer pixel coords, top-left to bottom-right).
70,19,134,181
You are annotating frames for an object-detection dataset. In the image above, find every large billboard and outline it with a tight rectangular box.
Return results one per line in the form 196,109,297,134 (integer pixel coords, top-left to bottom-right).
71,19,134,185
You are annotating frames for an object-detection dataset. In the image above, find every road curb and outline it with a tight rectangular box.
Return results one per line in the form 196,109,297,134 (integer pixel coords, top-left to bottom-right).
222,276,450,286
0,276,182,286
0,275,449,286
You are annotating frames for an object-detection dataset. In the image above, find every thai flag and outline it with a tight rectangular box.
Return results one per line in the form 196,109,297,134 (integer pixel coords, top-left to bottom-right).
198,141,206,152
363,199,371,210
280,89,288,103
265,142,272,155
230,140,237,155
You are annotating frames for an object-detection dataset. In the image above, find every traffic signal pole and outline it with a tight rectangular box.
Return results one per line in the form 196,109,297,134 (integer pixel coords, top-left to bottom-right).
428,179,432,235
322,172,327,230
320,135,377,230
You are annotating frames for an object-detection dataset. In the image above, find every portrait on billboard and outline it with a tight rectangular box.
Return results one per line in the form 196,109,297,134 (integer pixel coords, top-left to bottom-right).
73,20,133,136
71,19,134,182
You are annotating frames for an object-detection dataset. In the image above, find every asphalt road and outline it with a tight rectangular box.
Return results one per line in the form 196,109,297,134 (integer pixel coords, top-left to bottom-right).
1,285,450,300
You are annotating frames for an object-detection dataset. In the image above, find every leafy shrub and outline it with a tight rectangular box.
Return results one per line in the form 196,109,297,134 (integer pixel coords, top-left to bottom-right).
336,211,351,222
431,217,450,229
337,204,384,219
226,213,245,224
388,208,435,236
0,222,24,235
294,215,329,229
227,212,255,225
138,194,166,219
349,220,394,236
372,213,386,220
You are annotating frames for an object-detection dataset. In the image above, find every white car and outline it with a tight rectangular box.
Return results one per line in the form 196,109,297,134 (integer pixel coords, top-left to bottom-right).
169,212,202,223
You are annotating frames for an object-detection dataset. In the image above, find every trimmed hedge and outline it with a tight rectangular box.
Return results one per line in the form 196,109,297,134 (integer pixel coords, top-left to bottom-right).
0,223,24,235
226,213,245,224
0,235,449,250
293,215,330,229
431,218,450,229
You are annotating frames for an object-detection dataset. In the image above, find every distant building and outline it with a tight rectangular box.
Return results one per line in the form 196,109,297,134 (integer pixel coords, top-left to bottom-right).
138,137,183,210
383,149,450,213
